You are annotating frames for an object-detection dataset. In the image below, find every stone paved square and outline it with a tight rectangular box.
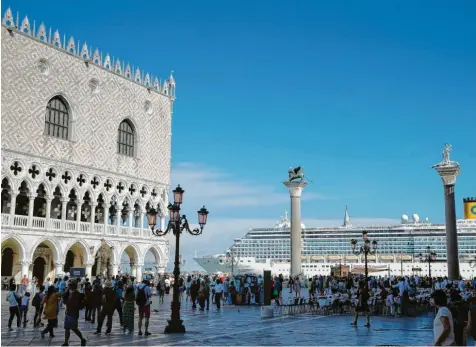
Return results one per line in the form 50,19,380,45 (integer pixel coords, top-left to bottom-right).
1,291,443,346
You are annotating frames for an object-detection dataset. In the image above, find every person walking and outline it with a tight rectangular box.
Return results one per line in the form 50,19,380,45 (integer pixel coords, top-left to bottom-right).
214,279,223,310
466,295,476,346
6,284,21,331
114,281,124,326
62,280,87,346
41,286,62,339
93,280,115,336
432,289,456,346
122,284,135,334
90,282,102,324
20,292,30,327
351,280,371,327
33,285,45,328
136,280,152,336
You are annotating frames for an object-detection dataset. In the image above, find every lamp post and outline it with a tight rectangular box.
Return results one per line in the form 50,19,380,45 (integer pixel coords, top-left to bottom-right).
147,184,209,334
418,246,437,287
226,245,240,276
350,231,378,281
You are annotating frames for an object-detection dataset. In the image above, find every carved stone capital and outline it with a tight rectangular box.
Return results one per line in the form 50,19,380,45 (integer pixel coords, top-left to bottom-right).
54,262,65,268
28,193,37,200
20,260,32,266
283,181,308,198
433,165,461,186
61,198,69,204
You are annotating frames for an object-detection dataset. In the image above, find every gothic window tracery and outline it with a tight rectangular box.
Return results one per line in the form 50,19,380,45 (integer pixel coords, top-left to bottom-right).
117,119,135,157
44,96,70,140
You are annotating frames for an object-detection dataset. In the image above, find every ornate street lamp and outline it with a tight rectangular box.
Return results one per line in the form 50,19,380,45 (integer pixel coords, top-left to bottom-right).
350,231,377,280
226,245,240,276
418,246,437,286
147,184,209,334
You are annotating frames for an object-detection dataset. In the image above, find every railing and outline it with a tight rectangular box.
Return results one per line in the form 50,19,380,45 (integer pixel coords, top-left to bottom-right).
1,213,153,239
107,225,117,235
32,217,45,228
50,219,61,230
2,214,10,225
65,220,76,232
13,215,28,227
93,224,104,234
79,222,90,233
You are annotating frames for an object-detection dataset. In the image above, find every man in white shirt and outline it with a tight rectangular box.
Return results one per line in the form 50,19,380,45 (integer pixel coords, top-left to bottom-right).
213,279,224,310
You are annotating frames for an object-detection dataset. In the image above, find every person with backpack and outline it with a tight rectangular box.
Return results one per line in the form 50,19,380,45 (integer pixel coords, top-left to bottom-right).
33,285,45,328
93,280,115,336
83,283,92,321
136,279,152,336
62,280,87,346
6,284,21,331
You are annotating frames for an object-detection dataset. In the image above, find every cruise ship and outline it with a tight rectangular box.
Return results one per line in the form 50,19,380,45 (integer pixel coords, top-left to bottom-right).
194,200,476,279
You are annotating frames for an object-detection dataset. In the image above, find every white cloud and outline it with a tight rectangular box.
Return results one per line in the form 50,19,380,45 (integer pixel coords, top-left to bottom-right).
170,162,328,211
164,162,400,271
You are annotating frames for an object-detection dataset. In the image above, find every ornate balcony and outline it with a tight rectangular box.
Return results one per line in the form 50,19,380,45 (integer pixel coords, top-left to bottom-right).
1,212,154,240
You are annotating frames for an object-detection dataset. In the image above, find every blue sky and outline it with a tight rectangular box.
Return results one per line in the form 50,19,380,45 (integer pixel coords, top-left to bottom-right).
4,1,475,270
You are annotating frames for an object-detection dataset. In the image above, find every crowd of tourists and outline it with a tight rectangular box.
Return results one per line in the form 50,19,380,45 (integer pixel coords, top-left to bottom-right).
5,274,155,346
3,272,476,346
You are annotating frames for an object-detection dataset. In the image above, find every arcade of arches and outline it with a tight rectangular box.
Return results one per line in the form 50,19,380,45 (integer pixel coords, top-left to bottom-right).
1,237,166,285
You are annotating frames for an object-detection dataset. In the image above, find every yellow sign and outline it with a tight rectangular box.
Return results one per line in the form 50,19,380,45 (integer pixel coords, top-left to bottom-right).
464,201,476,219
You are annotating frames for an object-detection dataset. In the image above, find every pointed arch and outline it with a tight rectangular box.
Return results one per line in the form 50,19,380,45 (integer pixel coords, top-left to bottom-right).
119,243,141,264
44,94,72,141
117,118,139,157
29,236,62,263
1,234,27,262
144,245,165,266
64,239,91,265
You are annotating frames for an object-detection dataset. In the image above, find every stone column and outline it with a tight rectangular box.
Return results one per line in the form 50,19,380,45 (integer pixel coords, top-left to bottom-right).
116,210,120,227
160,216,166,231
9,192,17,226
45,195,52,229
61,198,68,229
130,264,137,278
135,263,143,281
128,209,133,230
111,263,119,277
54,262,64,278
76,199,83,232
27,193,36,228
21,261,31,278
283,181,308,278
154,264,160,278
433,160,461,280
90,202,97,230
85,263,93,280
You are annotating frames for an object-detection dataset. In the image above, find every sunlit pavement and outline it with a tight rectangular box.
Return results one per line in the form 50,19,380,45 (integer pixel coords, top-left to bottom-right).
1,290,436,346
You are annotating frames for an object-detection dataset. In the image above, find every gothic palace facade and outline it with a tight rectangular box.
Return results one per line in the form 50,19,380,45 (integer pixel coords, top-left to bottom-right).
1,8,173,283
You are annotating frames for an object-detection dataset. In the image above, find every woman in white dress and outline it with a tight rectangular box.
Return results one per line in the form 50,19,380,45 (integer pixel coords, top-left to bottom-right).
431,290,456,346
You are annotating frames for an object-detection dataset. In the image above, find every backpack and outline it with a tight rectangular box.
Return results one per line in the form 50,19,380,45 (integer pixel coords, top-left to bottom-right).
136,287,147,306
32,293,40,307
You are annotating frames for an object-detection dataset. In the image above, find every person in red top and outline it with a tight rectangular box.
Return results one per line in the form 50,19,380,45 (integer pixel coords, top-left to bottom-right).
21,275,29,295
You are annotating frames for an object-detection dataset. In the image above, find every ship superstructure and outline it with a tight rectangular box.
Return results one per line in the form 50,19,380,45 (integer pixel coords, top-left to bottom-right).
194,204,476,279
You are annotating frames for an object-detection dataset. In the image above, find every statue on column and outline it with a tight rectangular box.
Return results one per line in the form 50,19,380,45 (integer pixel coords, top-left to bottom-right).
288,166,306,182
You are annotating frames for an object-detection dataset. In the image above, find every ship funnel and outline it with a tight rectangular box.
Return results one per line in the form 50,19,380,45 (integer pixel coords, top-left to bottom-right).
463,197,476,219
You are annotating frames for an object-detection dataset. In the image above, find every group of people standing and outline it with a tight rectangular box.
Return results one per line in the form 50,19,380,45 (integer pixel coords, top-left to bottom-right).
5,274,155,345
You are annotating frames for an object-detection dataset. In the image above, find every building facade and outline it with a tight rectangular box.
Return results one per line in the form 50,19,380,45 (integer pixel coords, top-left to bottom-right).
1,8,173,284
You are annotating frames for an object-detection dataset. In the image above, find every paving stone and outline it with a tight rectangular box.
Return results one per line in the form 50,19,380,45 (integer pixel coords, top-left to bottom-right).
1,291,436,346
